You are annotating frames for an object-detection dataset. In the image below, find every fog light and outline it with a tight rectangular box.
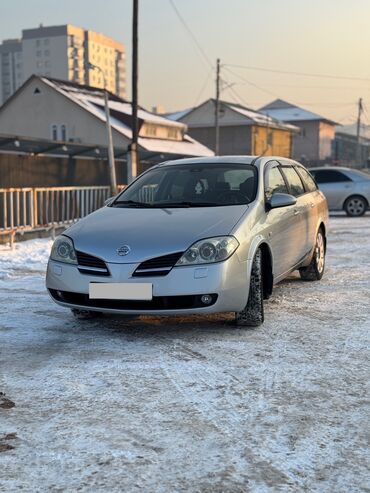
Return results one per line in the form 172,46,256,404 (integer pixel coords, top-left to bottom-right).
201,294,212,305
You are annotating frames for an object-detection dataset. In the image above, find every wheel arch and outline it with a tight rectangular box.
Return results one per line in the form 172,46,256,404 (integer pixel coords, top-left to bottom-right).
342,194,369,210
318,222,327,251
259,242,273,299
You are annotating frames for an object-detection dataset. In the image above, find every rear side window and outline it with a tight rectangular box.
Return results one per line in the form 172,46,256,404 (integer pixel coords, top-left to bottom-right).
312,170,352,184
296,167,318,193
265,166,289,201
281,166,305,197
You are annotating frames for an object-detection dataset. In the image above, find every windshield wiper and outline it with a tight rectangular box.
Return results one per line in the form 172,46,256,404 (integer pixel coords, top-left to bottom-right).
112,200,154,208
152,201,220,208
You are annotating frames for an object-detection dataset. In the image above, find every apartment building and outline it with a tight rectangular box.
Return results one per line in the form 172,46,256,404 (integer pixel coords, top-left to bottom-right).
0,39,23,103
0,24,126,104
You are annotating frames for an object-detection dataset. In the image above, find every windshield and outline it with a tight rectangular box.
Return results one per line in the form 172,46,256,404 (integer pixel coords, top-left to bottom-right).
112,163,257,208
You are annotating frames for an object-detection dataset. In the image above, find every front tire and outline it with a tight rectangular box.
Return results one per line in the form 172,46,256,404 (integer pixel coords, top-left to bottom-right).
299,229,326,281
235,249,264,327
344,195,367,217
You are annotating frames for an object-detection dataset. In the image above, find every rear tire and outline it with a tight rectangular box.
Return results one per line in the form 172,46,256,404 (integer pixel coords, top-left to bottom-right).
71,309,102,320
344,195,367,217
235,249,264,327
299,229,326,281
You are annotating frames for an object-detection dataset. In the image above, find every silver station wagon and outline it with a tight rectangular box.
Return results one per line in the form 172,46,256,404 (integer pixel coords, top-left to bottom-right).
46,156,328,326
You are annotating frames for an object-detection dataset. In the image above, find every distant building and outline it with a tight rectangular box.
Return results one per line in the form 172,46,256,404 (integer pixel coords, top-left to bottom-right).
0,39,23,103
259,99,337,164
334,123,370,167
0,24,126,104
166,99,298,158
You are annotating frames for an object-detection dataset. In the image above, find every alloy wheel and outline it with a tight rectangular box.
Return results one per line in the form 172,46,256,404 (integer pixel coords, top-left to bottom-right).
346,197,366,216
316,232,325,274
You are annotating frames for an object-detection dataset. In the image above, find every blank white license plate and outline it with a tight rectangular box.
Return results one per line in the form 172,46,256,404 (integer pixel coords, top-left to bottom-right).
89,283,152,300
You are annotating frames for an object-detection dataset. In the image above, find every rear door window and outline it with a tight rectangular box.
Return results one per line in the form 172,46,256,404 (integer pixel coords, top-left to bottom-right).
296,167,318,193
311,170,352,184
281,166,305,197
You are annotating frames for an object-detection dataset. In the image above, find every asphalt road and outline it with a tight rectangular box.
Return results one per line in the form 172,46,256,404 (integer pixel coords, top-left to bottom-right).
0,216,369,492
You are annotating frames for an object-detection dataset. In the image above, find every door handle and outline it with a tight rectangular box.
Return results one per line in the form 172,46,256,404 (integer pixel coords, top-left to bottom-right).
294,209,299,216
311,203,315,208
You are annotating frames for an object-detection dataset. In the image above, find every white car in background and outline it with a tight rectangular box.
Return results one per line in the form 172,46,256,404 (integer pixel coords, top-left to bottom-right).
310,167,370,216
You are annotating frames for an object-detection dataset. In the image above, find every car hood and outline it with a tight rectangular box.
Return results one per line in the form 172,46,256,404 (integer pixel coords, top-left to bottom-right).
65,205,249,263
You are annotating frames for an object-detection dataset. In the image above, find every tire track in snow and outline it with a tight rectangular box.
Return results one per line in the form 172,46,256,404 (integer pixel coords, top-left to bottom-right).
158,341,302,490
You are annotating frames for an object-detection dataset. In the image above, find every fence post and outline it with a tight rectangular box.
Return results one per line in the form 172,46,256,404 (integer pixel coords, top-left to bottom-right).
32,190,38,228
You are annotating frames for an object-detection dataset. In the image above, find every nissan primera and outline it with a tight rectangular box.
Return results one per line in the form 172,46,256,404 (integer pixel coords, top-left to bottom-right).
46,156,328,326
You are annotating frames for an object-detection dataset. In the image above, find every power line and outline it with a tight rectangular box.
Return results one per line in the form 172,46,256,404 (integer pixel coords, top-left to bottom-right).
223,66,280,98
224,66,369,110
192,67,213,106
168,0,213,69
224,63,370,83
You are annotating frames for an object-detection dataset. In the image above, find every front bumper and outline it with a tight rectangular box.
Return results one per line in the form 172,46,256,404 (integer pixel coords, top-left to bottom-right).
46,254,250,315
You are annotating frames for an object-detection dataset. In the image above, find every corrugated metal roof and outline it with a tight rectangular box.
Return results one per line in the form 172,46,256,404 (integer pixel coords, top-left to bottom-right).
166,99,299,132
259,99,337,125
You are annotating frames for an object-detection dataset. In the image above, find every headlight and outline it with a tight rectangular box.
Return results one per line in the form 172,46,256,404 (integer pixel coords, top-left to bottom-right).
50,236,77,264
176,236,239,266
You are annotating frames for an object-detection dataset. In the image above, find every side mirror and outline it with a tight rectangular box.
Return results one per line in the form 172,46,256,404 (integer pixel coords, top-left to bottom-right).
266,193,297,210
104,197,114,206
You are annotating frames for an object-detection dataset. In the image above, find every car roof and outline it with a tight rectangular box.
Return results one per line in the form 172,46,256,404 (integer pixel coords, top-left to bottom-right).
309,166,357,172
156,155,297,169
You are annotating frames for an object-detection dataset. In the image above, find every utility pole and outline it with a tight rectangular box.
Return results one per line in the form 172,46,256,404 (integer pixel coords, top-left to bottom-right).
214,58,220,155
88,62,117,195
128,0,139,184
356,97,363,165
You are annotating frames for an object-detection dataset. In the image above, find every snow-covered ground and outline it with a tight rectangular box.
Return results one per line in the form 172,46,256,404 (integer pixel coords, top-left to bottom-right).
0,217,369,492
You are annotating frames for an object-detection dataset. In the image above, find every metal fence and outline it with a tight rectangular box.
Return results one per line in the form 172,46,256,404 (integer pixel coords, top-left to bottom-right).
0,186,120,233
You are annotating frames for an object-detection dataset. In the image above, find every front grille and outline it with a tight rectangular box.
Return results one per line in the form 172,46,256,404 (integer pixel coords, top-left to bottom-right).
49,289,218,310
132,252,183,277
76,251,110,276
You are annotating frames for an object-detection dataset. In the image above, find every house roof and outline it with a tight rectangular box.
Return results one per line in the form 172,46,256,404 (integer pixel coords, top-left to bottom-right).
164,108,194,121
167,99,299,132
259,99,337,125
0,76,213,158
336,123,370,142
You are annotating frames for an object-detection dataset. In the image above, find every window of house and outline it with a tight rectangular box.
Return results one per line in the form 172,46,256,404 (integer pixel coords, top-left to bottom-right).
265,165,288,201
281,166,305,197
60,124,67,141
36,50,41,57
36,40,41,47
146,124,157,137
167,128,178,139
51,124,58,140
44,50,50,57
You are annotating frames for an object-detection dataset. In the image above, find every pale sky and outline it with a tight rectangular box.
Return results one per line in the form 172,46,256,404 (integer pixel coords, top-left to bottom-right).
3,0,370,124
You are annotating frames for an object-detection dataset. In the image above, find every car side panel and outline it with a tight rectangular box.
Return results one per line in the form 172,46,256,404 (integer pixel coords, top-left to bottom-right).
319,182,355,209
